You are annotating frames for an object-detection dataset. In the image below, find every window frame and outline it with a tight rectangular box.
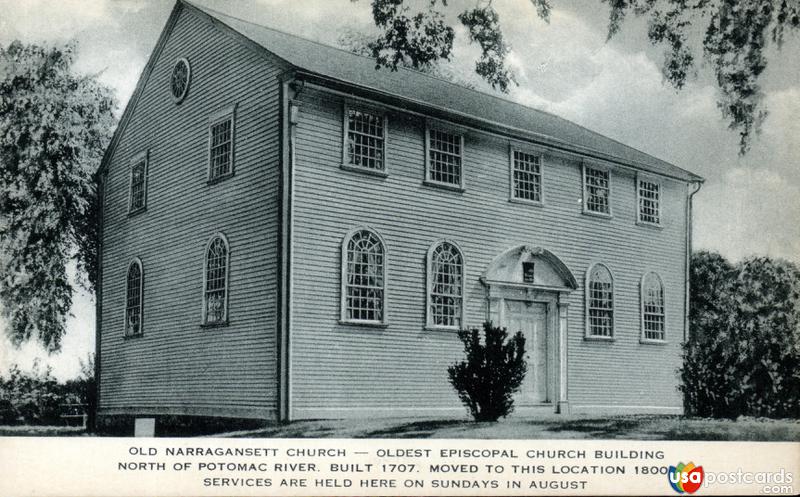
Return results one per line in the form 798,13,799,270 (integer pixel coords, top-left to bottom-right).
584,262,615,340
636,173,664,228
201,232,231,327
339,227,389,327
341,101,389,177
640,271,667,344
123,257,144,338
207,104,236,184
582,163,613,218
425,239,466,331
424,121,466,192
508,145,545,206
127,151,149,216
170,57,191,104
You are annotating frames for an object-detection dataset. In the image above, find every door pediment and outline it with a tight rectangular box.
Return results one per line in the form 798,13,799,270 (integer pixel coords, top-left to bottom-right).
481,245,578,292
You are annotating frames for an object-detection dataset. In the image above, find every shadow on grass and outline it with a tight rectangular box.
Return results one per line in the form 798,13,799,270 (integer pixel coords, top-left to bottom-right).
535,415,681,439
364,419,467,438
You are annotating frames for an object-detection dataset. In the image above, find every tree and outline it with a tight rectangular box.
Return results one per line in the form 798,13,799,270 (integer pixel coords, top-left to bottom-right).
353,0,797,153
605,0,799,154
682,252,800,418
689,250,735,341
337,28,478,88
448,321,527,421
0,41,116,352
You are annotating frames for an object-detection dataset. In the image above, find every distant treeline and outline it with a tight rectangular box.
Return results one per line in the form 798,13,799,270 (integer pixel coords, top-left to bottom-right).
0,355,94,426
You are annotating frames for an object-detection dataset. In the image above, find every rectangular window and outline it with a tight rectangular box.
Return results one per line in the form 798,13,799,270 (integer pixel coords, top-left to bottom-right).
209,118,232,180
346,108,385,171
643,305,665,341
638,178,661,225
207,106,236,183
129,158,147,213
512,150,542,202
588,279,613,337
427,128,463,187
584,166,611,215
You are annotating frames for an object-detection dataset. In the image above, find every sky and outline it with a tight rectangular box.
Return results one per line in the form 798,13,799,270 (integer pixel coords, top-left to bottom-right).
0,0,798,380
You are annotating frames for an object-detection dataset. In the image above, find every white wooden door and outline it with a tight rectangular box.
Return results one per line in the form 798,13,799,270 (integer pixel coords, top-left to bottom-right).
502,300,548,404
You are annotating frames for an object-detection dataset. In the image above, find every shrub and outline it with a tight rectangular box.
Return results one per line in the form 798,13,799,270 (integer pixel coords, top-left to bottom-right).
0,362,62,425
448,321,526,422
682,253,800,418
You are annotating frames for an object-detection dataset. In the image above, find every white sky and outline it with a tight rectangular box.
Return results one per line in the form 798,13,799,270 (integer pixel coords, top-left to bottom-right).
1,0,797,380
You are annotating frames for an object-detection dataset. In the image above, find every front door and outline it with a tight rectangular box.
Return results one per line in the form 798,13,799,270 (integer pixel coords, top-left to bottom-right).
501,300,549,404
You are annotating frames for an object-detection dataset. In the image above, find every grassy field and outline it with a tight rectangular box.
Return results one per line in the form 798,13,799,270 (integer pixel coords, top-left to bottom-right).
0,425,87,436
218,414,800,441
2,415,798,440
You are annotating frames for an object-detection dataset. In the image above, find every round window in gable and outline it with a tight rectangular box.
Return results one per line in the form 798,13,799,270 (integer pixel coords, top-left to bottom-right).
170,58,191,103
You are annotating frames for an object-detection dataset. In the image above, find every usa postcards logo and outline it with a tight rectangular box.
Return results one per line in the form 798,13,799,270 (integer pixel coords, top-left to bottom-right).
668,462,705,494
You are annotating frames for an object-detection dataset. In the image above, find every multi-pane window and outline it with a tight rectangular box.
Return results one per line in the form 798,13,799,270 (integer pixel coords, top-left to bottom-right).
642,272,665,341
209,117,233,181
512,150,542,202
427,128,463,187
346,108,385,171
129,158,147,212
584,166,610,214
428,241,464,329
587,263,614,338
638,179,661,225
204,235,229,324
125,259,143,337
342,229,386,323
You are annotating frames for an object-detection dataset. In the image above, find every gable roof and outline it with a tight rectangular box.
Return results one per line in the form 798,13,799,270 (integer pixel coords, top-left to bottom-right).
184,1,702,183
101,0,703,182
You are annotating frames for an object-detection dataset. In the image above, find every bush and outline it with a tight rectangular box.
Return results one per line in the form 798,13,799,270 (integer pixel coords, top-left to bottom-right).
0,362,62,425
682,253,800,418
0,354,95,426
448,321,526,422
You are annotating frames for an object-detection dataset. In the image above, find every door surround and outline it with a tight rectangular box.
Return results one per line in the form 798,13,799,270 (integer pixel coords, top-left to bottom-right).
481,245,577,414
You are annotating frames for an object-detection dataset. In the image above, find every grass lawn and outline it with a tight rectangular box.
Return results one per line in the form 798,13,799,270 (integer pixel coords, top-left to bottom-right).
2,415,797,440
0,425,87,436
217,414,800,441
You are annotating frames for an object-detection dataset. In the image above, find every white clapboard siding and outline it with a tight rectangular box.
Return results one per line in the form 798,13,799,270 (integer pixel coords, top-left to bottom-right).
289,88,686,418
99,8,282,419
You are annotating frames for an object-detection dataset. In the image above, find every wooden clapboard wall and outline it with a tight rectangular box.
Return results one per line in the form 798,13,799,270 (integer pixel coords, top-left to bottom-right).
98,5,283,419
288,87,687,419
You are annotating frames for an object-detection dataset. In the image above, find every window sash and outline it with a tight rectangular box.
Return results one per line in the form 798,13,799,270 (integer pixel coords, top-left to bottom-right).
428,243,464,328
204,237,228,324
209,117,233,180
587,265,614,337
585,167,610,214
343,231,385,323
125,263,142,337
346,109,385,171
638,179,661,224
642,274,665,340
129,161,146,211
512,150,542,202
427,129,463,186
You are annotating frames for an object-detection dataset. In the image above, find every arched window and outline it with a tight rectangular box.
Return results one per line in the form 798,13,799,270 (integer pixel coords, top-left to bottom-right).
341,228,386,324
586,263,614,338
203,233,229,325
125,258,143,337
641,272,665,341
427,241,464,329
